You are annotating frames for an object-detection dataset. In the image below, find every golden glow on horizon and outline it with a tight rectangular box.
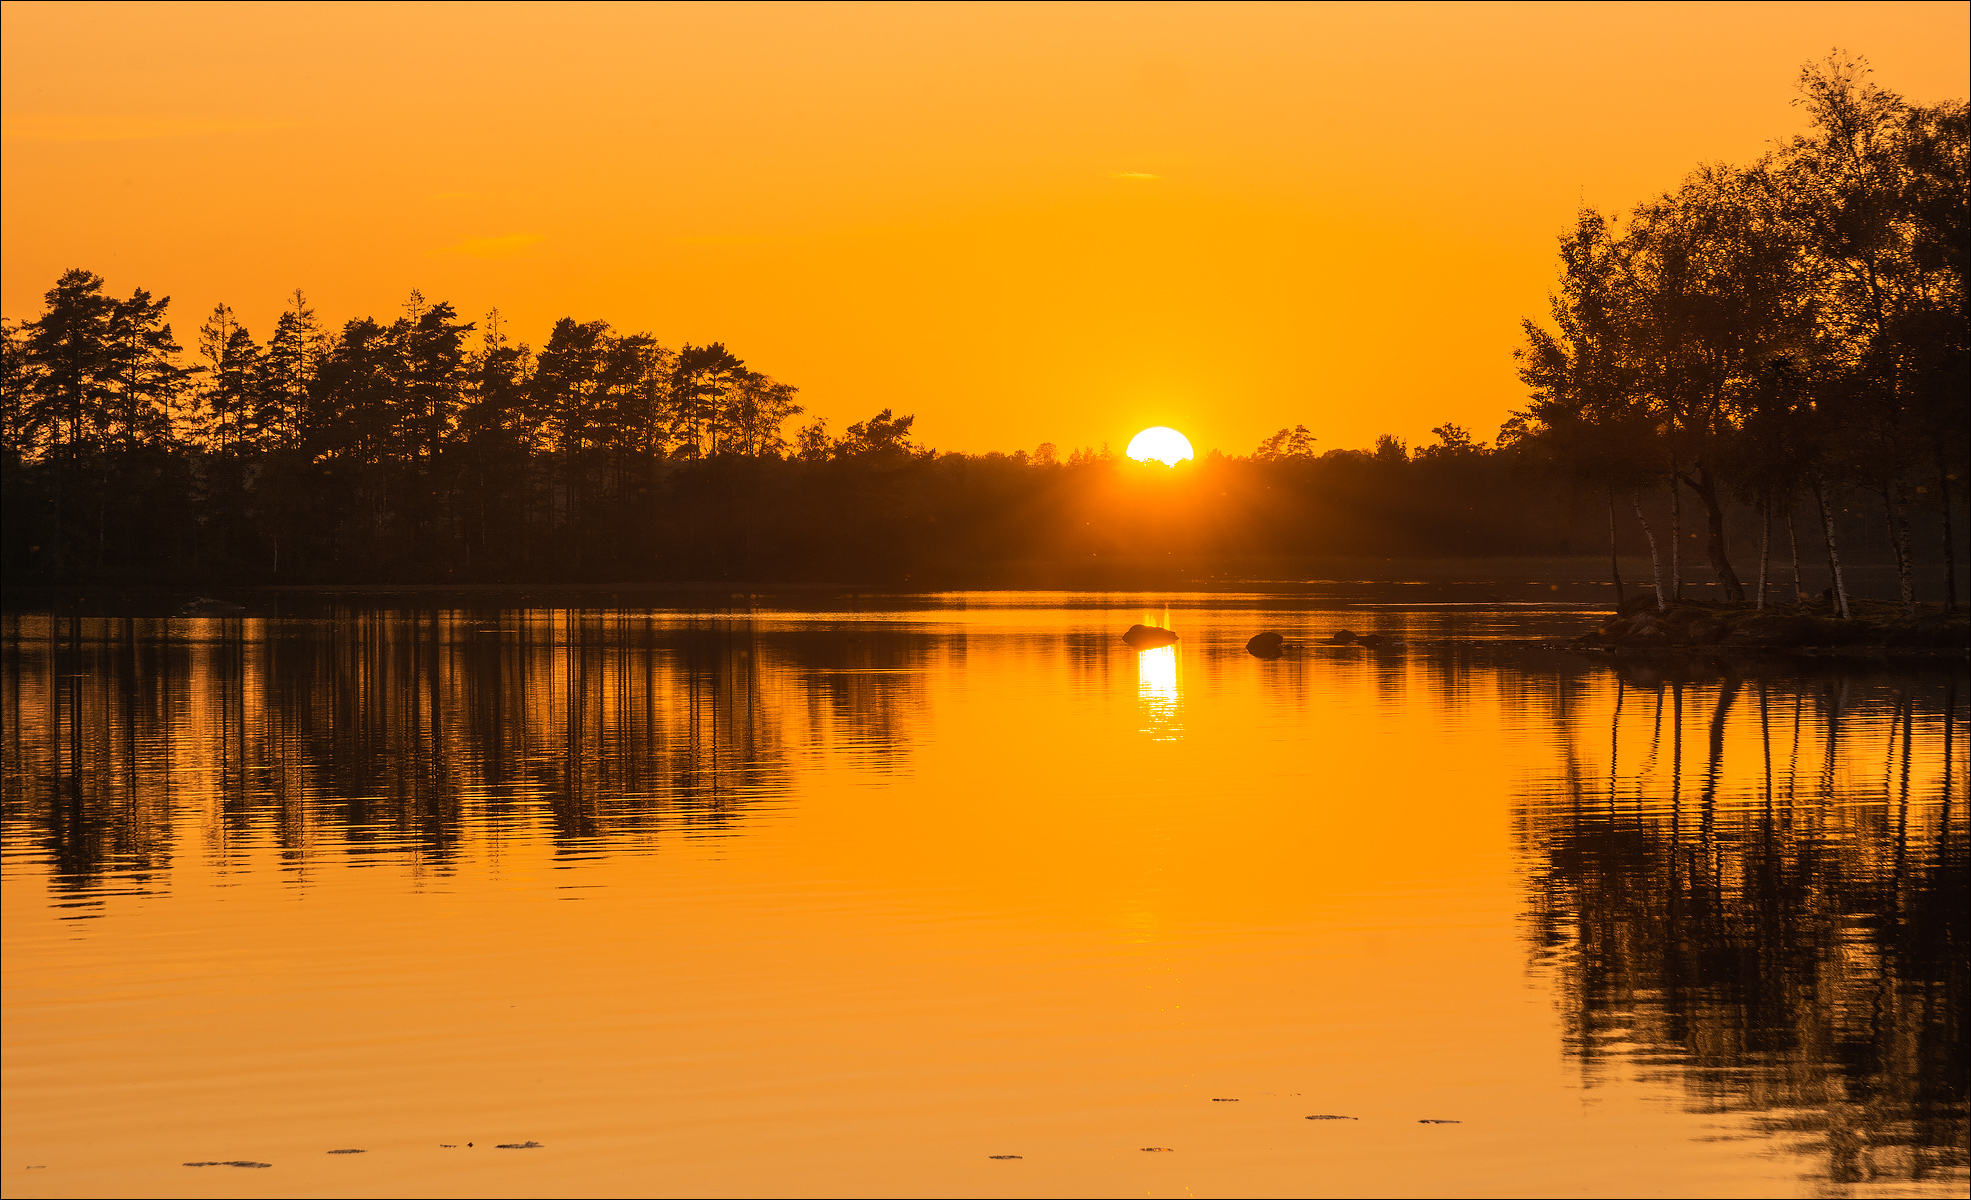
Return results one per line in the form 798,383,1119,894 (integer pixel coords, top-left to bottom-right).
1,3,1965,454
1126,426,1194,466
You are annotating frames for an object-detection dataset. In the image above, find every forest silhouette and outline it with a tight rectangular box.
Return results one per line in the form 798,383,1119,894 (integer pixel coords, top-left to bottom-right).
1,56,1962,597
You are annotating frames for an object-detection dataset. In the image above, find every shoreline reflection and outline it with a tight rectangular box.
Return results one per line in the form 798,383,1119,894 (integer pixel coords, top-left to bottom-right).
0,607,931,891
1518,664,1967,1194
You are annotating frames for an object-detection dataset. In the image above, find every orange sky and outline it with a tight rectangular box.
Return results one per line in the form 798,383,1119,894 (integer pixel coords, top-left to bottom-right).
3,1,1965,456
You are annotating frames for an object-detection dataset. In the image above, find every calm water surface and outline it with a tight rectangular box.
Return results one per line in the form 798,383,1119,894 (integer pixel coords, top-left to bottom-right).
2,593,1964,1199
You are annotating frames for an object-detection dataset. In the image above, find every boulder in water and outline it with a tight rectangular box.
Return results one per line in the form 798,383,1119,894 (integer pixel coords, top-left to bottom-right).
1123,624,1179,649
1246,632,1285,658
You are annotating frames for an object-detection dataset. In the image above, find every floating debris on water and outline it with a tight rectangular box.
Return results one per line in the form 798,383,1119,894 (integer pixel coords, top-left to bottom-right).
1418,1119,1461,1124
326,1149,365,1155
183,1161,271,1168
440,1144,458,1148
987,1154,1023,1159
495,1141,544,1149
1141,1147,1174,1152
1211,1097,1239,1102
1306,1115,1358,1120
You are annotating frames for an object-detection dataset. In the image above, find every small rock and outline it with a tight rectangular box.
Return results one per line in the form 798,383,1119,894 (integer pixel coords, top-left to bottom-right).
179,597,246,617
987,1154,1023,1159
1141,1147,1175,1152
1123,624,1179,649
495,1141,543,1150
1324,630,1357,645
1211,1097,1239,1102
327,1149,365,1154
1418,1119,1461,1124
1306,1115,1357,1120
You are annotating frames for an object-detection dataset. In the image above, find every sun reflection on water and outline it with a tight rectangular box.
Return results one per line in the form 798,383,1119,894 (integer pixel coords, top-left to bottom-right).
1135,644,1181,738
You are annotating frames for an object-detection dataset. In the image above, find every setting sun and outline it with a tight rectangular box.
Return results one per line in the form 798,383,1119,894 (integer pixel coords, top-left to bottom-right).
1125,426,1194,466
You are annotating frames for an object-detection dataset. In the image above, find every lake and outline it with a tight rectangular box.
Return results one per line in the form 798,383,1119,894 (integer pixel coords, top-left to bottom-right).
2,591,1964,1199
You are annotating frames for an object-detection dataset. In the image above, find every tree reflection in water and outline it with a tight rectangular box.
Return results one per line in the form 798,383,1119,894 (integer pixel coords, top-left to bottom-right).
1516,658,1966,1193
0,605,930,892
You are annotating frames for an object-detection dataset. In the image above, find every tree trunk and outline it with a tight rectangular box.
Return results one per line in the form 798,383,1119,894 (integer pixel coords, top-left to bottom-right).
1941,458,1958,614
1668,459,1683,600
1883,476,1916,617
1812,476,1851,619
1787,509,1804,603
49,445,67,582
1757,499,1770,610
1678,460,1745,601
1605,484,1624,603
1632,490,1666,609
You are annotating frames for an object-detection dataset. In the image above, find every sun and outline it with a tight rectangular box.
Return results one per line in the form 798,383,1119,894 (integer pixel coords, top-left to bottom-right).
1126,426,1194,466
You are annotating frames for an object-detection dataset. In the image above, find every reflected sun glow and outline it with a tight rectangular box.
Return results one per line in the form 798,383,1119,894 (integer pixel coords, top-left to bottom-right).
1135,643,1181,739
1126,427,1194,466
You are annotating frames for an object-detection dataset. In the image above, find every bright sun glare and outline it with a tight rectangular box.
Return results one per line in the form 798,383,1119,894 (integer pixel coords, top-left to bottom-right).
1125,426,1194,466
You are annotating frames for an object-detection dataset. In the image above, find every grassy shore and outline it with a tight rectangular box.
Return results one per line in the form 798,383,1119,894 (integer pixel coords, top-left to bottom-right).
1570,595,1969,654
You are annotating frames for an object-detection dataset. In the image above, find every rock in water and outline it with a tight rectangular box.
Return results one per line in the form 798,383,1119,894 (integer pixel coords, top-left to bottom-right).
1246,632,1285,658
1324,630,1357,645
180,597,246,617
1123,624,1179,649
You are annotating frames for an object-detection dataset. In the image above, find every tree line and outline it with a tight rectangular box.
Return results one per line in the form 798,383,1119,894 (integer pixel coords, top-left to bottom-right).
1510,54,1967,615
0,54,1962,595
0,266,1622,586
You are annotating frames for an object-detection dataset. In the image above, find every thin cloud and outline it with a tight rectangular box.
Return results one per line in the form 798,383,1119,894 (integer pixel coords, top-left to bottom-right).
2,114,297,141
1108,171,1162,180
430,234,544,259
